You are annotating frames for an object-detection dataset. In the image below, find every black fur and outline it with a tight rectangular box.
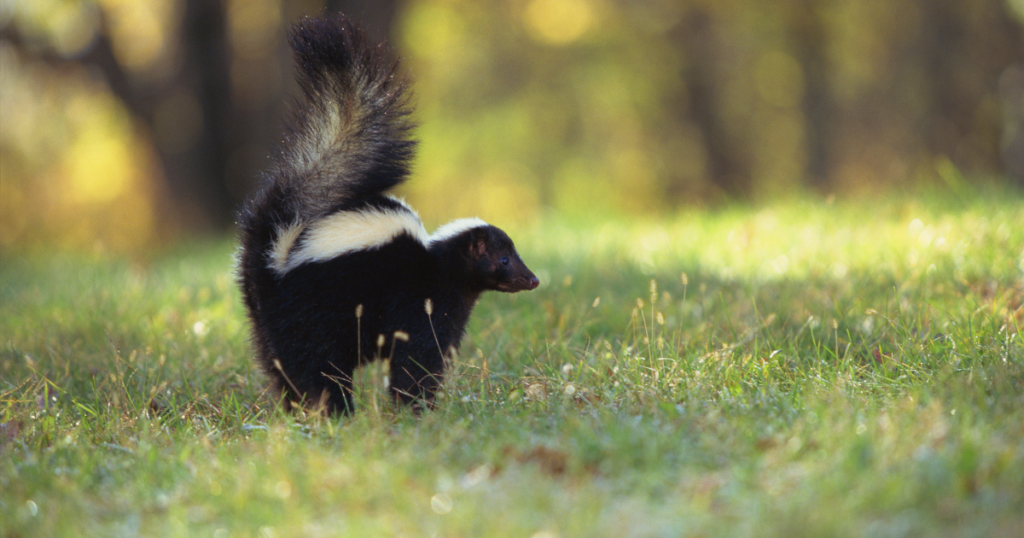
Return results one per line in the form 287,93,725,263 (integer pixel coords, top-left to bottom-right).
237,14,538,413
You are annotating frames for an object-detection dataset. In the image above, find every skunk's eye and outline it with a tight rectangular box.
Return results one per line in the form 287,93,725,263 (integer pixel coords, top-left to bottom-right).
501,257,510,265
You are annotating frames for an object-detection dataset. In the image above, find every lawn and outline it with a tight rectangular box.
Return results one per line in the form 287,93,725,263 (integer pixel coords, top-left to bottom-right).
2,192,1022,537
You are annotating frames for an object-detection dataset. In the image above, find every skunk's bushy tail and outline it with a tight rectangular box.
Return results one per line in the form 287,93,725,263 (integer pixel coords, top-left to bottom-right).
239,14,415,248
278,15,415,217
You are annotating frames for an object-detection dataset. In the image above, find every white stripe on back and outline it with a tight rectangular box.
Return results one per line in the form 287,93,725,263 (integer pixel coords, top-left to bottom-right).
268,201,429,275
429,218,488,245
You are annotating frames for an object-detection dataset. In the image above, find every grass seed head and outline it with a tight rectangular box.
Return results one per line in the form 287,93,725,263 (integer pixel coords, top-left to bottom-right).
425,298,433,315
525,383,547,401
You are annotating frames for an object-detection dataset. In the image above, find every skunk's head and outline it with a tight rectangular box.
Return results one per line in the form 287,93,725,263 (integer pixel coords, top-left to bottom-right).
464,225,539,293
430,219,539,292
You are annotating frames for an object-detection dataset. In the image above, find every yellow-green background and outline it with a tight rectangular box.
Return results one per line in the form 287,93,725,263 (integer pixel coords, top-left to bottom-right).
1,0,1023,251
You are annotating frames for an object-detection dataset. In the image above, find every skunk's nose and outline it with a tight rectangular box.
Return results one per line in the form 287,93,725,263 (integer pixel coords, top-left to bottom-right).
527,276,540,290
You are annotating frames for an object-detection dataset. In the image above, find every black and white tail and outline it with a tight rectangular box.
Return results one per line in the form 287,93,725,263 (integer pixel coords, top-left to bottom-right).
238,14,415,269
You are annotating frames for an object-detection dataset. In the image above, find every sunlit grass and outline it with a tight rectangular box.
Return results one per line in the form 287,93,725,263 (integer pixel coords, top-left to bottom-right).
2,192,1022,537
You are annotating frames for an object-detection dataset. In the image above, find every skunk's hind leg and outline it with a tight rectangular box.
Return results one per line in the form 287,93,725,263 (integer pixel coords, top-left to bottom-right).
389,351,444,410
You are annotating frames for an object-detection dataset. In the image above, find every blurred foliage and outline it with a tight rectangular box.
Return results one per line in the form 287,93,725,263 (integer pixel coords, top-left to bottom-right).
0,0,1022,251
400,0,1024,222
0,44,162,250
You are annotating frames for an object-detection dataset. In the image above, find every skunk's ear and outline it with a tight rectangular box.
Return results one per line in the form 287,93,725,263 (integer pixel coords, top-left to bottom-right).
468,228,488,258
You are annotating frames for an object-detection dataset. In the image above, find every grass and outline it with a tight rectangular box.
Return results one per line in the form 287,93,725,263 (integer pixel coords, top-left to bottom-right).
2,192,1023,537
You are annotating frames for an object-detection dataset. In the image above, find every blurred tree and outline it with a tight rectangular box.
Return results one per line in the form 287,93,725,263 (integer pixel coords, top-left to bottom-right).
159,0,233,228
2,0,334,246
674,8,753,200
2,1,238,229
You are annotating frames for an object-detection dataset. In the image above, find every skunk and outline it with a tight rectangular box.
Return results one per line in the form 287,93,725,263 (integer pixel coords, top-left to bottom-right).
237,14,539,414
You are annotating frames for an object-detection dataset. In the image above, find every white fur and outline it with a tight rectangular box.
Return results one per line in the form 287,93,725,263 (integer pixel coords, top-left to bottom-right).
292,100,345,181
269,200,429,275
268,220,305,273
268,202,489,275
429,218,488,245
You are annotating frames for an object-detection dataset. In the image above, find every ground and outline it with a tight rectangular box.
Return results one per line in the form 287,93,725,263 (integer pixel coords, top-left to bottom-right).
1,192,1022,537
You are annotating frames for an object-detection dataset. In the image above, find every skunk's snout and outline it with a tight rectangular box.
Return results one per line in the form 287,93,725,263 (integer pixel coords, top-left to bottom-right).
499,264,539,293
514,268,539,292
